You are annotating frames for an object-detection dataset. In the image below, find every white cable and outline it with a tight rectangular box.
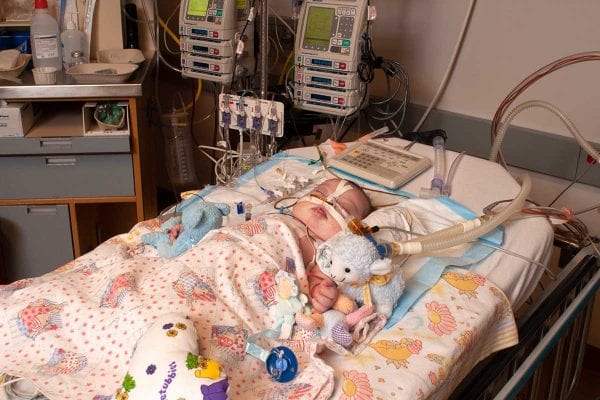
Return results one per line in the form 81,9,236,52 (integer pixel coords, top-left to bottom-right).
198,145,240,155
148,0,182,74
0,376,23,388
198,148,220,164
489,100,600,164
412,0,477,132
268,36,280,69
269,6,295,35
162,3,181,55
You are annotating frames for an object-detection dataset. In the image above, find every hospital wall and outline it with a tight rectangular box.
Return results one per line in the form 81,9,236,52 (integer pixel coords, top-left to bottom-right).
271,0,600,347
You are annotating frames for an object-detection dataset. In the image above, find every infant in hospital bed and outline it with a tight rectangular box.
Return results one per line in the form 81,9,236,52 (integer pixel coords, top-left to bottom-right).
277,178,372,312
0,174,526,400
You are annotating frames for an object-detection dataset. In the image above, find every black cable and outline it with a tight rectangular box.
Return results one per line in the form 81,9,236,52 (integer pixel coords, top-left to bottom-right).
210,82,219,185
190,79,201,148
338,114,360,142
228,0,259,89
357,34,379,84
356,31,410,136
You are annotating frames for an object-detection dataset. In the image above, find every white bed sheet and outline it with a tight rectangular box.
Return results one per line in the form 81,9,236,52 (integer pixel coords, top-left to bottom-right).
356,139,554,310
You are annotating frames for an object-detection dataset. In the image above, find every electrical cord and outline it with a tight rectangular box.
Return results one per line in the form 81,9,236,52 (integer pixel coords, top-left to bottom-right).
161,4,181,55
490,100,600,166
490,51,600,167
145,0,182,74
357,33,410,136
229,0,259,89
412,0,477,132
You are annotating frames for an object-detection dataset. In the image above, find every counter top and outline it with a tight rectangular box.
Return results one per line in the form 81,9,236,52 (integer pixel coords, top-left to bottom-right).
0,59,154,100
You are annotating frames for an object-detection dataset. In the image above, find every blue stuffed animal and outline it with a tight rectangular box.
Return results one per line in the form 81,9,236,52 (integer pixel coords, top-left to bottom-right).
142,202,230,258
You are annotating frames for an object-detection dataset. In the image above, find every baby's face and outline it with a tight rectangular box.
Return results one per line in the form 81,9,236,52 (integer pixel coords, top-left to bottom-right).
292,179,370,241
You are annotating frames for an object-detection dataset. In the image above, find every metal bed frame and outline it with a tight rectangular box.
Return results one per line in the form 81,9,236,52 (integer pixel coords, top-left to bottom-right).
449,245,600,400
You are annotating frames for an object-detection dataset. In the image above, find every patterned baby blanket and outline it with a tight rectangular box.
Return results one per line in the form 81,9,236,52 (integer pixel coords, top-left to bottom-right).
0,217,334,399
0,214,517,400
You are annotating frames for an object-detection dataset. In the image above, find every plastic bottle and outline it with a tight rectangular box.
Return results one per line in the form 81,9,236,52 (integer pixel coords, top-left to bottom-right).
30,0,62,70
61,15,85,69
68,50,88,69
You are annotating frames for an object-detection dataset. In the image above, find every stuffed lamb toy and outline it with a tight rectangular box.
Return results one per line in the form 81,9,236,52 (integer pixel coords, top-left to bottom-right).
142,201,230,258
316,233,405,318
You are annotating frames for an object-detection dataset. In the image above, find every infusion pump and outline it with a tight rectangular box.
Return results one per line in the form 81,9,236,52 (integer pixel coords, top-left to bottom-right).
294,0,368,116
179,0,254,83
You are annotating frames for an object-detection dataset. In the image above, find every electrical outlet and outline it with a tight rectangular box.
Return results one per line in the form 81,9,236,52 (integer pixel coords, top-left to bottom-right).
218,94,285,137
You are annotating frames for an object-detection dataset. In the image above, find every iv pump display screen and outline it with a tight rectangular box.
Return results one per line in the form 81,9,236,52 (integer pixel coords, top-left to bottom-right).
188,0,209,17
304,7,335,47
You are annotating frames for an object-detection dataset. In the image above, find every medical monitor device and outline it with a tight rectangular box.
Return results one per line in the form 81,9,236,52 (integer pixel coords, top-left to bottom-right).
293,0,368,116
179,0,254,83
328,140,432,189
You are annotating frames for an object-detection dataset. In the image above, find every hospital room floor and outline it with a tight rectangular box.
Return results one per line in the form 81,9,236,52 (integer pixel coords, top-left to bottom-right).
571,345,600,400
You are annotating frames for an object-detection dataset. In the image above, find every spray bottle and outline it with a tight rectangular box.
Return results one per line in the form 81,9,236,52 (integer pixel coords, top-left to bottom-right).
60,0,85,69
31,0,62,70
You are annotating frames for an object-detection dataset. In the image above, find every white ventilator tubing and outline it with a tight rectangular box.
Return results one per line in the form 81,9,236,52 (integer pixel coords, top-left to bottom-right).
393,174,531,255
489,100,600,164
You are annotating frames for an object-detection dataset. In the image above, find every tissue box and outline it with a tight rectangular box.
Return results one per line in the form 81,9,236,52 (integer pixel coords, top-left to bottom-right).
0,102,39,137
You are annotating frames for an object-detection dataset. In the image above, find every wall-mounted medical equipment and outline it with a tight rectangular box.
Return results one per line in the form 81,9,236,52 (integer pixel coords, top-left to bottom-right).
179,0,254,83
293,0,368,116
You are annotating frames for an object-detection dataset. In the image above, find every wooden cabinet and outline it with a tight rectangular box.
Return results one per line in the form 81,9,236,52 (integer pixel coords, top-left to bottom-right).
0,63,157,280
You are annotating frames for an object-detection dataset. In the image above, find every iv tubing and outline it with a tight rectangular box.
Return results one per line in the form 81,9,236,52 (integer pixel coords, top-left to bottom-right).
393,174,531,255
443,151,465,196
489,100,600,164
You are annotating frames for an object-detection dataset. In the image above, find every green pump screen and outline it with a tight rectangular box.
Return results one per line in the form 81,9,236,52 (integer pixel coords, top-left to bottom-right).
187,0,209,17
303,6,335,47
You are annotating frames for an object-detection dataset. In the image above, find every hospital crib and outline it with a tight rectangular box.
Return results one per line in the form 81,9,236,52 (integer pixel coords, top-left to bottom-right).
450,244,600,400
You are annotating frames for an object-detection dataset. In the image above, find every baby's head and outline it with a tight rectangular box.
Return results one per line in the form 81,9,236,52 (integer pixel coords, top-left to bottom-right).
292,178,371,241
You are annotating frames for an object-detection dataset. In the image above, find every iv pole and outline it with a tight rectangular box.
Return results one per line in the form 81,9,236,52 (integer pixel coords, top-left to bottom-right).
259,0,269,99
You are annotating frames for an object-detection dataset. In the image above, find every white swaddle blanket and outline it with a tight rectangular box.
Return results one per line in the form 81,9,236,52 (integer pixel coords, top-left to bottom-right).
363,197,553,311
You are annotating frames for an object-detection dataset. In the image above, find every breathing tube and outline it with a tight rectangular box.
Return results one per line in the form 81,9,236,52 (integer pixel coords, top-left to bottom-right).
309,175,530,258
379,174,531,256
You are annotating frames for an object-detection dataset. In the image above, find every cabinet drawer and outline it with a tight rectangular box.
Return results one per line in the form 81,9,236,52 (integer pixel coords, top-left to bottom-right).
0,135,131,155
0,154,135,199
0,205,73,281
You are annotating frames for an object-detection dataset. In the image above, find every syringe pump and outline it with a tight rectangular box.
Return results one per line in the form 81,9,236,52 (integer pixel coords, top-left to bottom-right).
179,0,254,83
293,0,368,116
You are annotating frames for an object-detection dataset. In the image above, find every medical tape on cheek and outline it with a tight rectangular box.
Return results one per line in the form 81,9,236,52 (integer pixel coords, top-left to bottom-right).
327,180,353,200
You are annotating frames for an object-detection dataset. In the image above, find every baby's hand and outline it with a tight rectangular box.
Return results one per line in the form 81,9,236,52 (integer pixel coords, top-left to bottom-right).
168,223,183,243
311,279,338,313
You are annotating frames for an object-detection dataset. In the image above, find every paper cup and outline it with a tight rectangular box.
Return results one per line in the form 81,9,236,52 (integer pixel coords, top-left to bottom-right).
32,67,57,84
